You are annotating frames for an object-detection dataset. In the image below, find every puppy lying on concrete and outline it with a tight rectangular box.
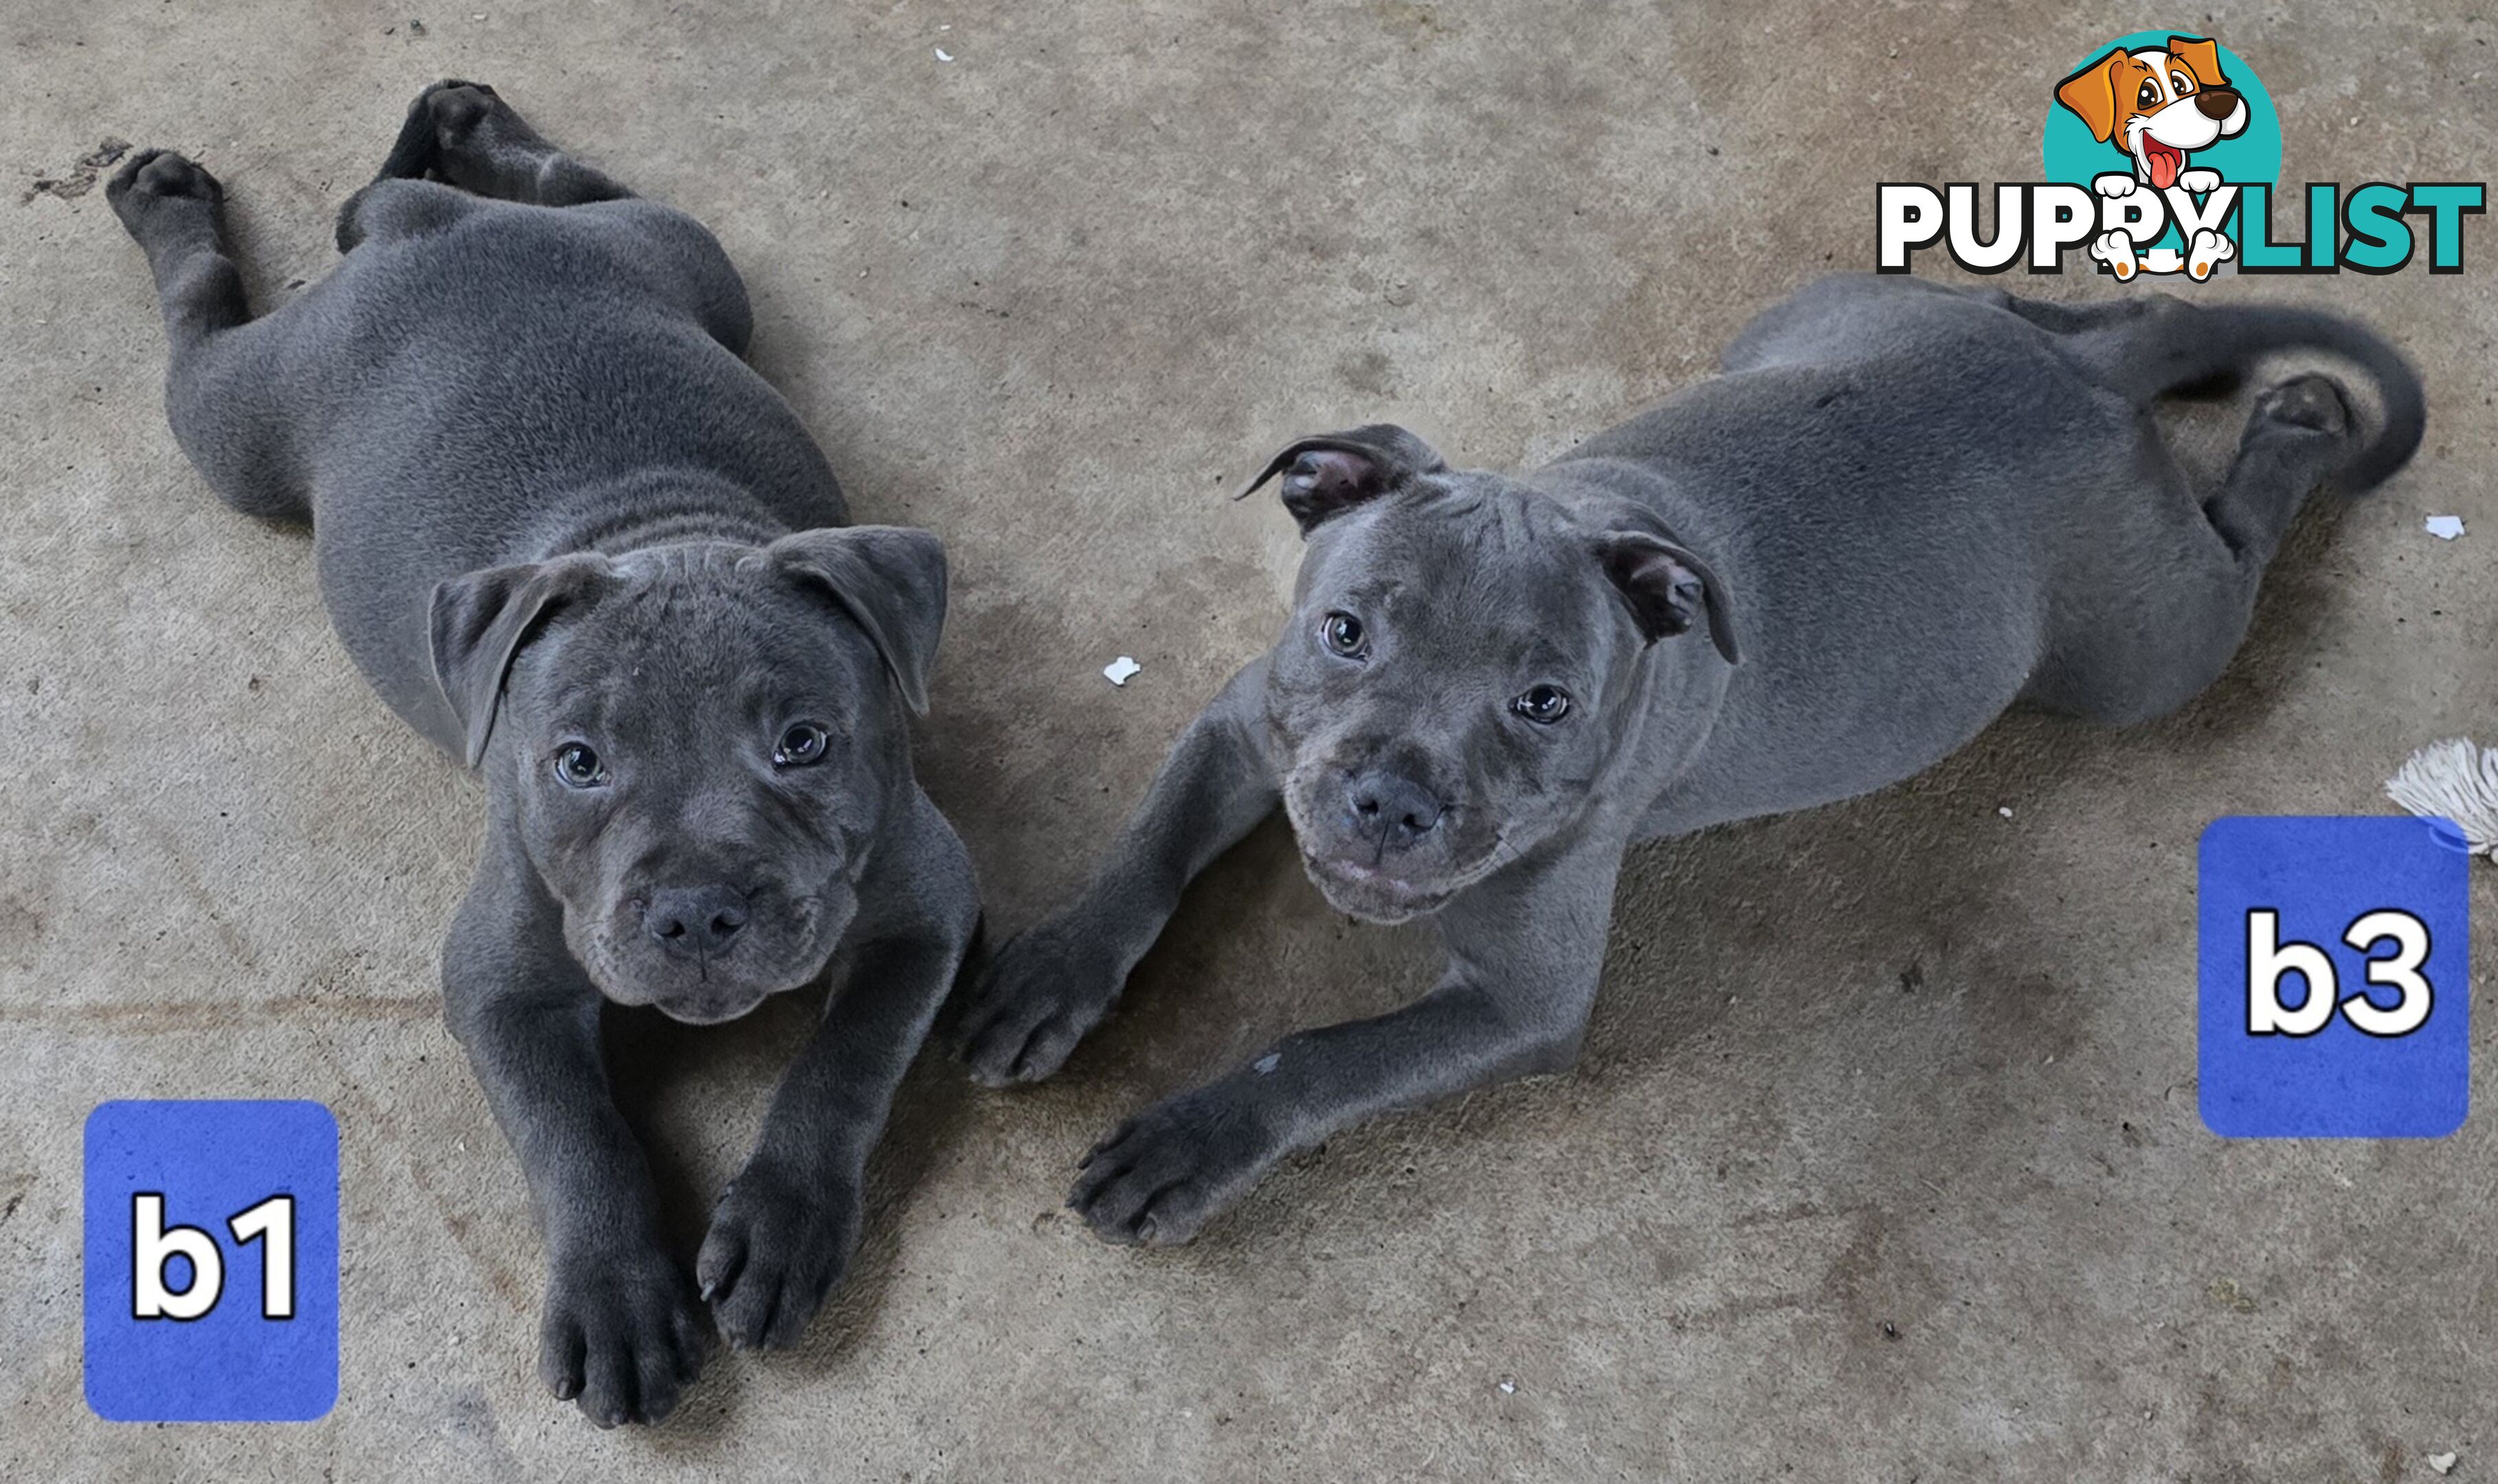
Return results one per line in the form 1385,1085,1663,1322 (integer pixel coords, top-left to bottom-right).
956,275,2422,1247
111,83,978,1424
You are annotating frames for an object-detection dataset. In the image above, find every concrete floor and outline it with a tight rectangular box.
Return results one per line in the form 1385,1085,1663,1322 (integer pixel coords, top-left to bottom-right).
4,1,2494,1477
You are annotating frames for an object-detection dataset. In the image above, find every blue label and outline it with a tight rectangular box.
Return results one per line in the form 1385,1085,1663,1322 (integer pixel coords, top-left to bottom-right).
83,1100,339,1421
2198,817,2470,1138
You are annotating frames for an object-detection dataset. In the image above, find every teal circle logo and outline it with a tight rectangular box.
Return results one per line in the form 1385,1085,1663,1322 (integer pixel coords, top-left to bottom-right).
2045,32,2280,190
2045,32,2281,267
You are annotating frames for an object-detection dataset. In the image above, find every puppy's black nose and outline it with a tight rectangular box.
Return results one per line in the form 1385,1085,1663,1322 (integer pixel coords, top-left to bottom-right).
2196,87,2240,120
1346,772,1443,849
644,886,750,957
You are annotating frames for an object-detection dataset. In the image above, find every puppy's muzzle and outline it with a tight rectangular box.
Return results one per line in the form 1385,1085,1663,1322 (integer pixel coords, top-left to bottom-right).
1344,769,1444,852
642,883,751,958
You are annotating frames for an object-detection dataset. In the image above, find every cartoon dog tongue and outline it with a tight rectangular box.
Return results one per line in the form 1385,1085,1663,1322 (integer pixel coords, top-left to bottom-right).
2143,139,2184,190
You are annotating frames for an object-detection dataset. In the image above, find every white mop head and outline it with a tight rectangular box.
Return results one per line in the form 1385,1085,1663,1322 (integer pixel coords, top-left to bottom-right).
2385,738,2498,860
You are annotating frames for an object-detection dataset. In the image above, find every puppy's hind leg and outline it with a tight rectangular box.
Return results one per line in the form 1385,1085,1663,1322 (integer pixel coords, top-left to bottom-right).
2027,373,2357,725
108,150,247,347
2154,374,2359,706
380,80,634,206
2202,372,2356,569
354,80,753,355
107,150,305,523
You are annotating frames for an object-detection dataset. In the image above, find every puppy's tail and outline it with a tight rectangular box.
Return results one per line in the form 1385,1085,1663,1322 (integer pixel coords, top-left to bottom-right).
2084,301,2426,493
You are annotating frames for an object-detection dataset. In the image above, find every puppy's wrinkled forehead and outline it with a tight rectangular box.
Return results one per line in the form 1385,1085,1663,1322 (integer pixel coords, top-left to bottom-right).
523,548,870,728
1248,422,1737,667
433,524,945,769
1301,475,1623,653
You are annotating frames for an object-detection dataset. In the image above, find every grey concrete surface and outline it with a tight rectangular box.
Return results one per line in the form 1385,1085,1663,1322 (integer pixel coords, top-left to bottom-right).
3,1,2493,1478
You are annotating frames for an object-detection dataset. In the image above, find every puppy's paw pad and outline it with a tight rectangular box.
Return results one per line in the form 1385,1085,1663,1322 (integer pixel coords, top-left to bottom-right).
106,150,221,235
697,1173,860,1351
2251,374,2353,438
115,150,219,201
537,1248,710,1428
1068,1093,1274,1247
418,80,504,136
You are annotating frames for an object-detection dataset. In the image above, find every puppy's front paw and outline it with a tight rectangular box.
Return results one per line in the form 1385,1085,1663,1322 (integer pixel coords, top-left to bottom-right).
2093,171,2140,199
2176,168,2222,194
1069,1089,1278,1246
954,918,1127,1086
697,1166,862,1351
537,1244,710,1427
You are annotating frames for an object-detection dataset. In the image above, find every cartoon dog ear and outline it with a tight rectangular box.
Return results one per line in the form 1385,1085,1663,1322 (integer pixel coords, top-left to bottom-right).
2054,47,2129,143
2165,34,2227,91
1235,423,1446,535
772,526,949,716
429,552,614,769
1595,531,1740,664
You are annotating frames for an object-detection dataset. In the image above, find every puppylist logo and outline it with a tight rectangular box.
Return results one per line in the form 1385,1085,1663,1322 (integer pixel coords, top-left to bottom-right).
1879,32,2484,280
2052,34,2271,280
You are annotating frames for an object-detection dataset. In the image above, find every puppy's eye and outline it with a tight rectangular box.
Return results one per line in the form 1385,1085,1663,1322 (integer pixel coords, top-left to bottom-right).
2172,73,2194,93
1512,685,1572,725
773,722,831,768
2138,80,2161,106
1320,611,1367,657
553,743,609,789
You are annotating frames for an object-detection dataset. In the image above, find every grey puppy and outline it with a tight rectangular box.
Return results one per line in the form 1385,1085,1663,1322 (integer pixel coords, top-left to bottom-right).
110,83,978,1424
955,274,2422,1246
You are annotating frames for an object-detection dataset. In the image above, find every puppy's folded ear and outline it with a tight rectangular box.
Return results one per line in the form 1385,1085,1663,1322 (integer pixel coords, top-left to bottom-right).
1235,423,1445,534
772,526,949,715
1595,531,1741,664
429,553,613,768
2054,48,2128,142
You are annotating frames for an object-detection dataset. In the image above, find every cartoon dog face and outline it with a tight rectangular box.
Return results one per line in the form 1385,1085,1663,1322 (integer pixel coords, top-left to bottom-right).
2056,35,2249,190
